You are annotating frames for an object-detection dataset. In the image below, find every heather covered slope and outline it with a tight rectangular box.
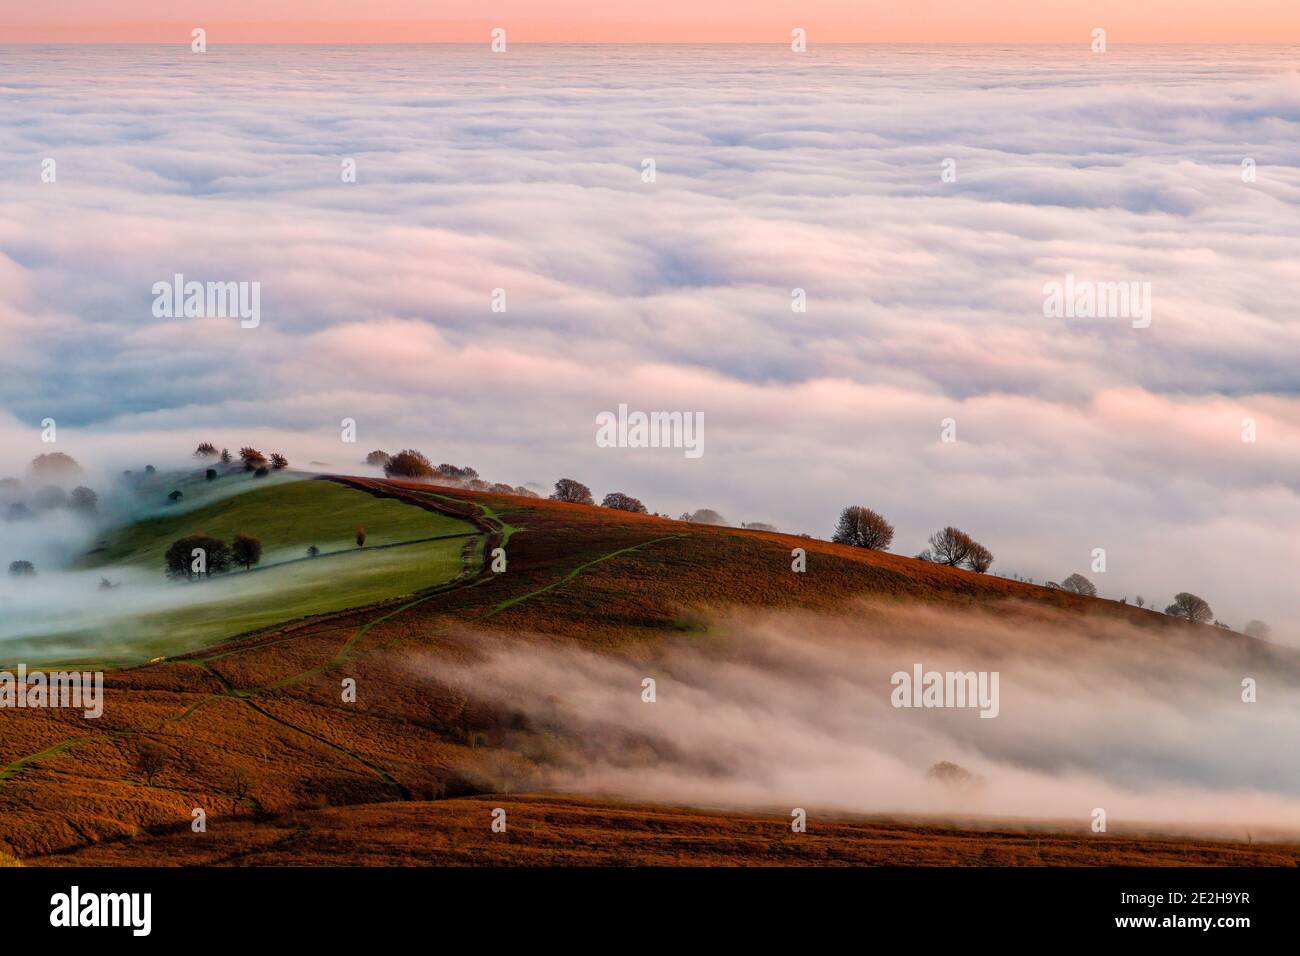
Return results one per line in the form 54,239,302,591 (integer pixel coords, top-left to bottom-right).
0,477,1292,866
39,795,1300,867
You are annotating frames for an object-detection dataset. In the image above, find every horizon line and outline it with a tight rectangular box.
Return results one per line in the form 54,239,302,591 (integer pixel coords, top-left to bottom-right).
4,39,1299,46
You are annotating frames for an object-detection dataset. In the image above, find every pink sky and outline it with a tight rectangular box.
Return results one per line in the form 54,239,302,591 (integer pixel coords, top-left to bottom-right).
2,1,1299,43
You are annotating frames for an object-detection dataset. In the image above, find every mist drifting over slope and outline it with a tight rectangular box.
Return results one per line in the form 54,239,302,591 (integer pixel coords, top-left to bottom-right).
430,602,1300,835
0,440,304,662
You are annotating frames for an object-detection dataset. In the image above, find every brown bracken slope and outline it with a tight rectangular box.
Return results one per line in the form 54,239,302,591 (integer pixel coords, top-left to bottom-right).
1,477,1295,866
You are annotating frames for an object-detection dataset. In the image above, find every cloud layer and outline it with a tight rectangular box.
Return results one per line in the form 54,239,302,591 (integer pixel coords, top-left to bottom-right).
0,45,1297,636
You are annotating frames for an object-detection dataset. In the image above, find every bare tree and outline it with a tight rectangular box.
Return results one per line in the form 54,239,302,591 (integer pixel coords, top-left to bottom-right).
1165,592,1213,624
832,506,894,550
193,442,218,458
964,542,994,573
550,478,594,504
1060,573,1097,597
133,744,167,786
928,526,974,566
229,768,253,811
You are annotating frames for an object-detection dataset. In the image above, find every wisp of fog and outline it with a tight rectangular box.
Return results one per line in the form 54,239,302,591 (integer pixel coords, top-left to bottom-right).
428,602,1300,837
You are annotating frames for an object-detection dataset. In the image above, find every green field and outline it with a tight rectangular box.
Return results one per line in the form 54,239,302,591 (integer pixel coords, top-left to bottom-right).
17,478,482,667
83,478,473,570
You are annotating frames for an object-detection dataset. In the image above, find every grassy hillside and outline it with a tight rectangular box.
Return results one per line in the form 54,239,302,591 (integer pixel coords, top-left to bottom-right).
84,477,473,569
19,478,482,667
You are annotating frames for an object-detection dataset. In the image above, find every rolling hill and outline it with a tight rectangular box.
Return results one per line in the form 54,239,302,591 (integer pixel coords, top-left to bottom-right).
0,475,1295,866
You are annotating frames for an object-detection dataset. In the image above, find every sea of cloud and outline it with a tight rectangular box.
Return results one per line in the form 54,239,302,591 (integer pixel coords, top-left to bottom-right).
0,44,1296,637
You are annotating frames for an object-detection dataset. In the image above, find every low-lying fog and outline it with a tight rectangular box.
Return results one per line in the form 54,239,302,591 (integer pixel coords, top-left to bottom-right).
0,452,305,661
426,603,1300,837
